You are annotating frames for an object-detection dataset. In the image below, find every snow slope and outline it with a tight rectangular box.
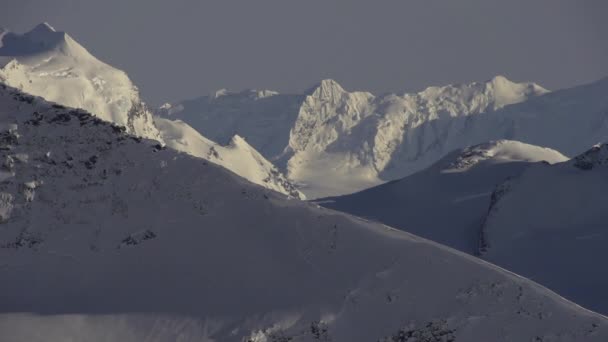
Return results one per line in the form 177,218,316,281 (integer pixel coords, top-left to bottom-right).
1,85,607,341
479,143,608,315
0,23,300,197
320,140,568,253
156,117,303,199
161,76,549,198
0,23,161,141
322,141,608,315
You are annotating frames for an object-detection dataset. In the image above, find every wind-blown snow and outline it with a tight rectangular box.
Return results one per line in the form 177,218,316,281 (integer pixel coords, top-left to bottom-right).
0,84,606,341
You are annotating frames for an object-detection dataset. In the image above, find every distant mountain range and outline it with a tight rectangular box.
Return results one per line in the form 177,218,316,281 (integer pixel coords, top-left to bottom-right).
160,73,607,198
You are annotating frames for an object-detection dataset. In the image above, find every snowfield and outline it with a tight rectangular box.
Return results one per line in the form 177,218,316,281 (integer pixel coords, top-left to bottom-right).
0,83,607,341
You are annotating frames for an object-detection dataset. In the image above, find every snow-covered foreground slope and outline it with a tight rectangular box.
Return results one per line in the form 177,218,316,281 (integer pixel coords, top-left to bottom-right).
479,144,608,315
0,23,300,197
320,140,568,253
322,141,608,315
1,86,607,341
156,117,303,199
162,77,549,198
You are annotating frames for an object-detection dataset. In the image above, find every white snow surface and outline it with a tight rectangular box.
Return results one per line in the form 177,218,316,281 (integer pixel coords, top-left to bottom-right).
0,84,607,341
160,76,551,198
156,117,303,199
0,23,161,141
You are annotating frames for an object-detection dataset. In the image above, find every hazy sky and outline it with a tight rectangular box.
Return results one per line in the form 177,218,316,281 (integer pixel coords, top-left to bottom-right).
1,0,607,105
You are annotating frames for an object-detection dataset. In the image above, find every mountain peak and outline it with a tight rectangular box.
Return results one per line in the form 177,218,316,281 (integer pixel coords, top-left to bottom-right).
489,74,513,84
572,143,608,170
32,22,57,33
305,79,345,98
0,22,67,56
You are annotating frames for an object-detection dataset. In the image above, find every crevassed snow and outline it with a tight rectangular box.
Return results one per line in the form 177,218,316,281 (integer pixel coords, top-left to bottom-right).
0,83,607,341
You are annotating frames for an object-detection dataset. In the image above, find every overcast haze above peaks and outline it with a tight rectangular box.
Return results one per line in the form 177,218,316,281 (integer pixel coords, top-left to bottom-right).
1,0,607,105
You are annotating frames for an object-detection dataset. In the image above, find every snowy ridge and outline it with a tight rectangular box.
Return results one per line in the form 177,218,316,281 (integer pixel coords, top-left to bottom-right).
155,118,303,198
0,84,607,341
444,140,568,172
478,143,608,314
321,139,608,316
0,23,161,141
162,76,550,198
319,140,567,253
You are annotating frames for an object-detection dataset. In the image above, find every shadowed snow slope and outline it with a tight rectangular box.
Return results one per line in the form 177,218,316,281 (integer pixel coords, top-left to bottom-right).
319,140,567,253
160,76,554,198
0,85,607,341
479,143,608,315
321,141,608,315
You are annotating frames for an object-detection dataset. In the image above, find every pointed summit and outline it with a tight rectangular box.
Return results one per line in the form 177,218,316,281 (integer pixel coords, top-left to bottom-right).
305,79,345,99
31,22,57,33
572,143,608,170
0,22,66,56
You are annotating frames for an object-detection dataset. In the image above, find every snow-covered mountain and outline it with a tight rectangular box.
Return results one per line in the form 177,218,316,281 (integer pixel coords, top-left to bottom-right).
0,23,301,198
1,83,607,341
320,140,608,315
319,140,568,253
156,117,303,199
479,143,608,315
0,22,161,141
161,76,550,198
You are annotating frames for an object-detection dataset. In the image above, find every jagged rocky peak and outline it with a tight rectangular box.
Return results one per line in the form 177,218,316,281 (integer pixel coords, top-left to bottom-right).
572,143,608,170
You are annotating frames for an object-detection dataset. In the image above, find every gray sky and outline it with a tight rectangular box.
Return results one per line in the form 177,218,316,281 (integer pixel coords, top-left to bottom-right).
1,0,607,105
